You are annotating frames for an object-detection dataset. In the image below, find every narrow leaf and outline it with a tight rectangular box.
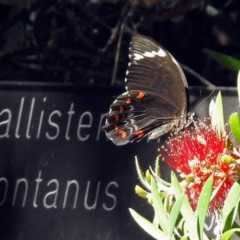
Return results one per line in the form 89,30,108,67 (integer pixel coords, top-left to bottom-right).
203,49,240,72
210,92,225,138
168,195,184,237
211,178,225,201
171,172,198,239
214,92,225,137
237,71,240,105
229,113,240,144
209,99,215,119
221,228,240,240
151,176,169,233
221,181,240,232
135,185,149,199
231,221,240,238
171,172,209,240
135,157,151,190
129,208,169,240
196,175,213,240
154,156,161,177
180,236,189,240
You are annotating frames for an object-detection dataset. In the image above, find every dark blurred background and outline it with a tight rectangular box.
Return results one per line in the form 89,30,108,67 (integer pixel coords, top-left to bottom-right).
0,0,239,86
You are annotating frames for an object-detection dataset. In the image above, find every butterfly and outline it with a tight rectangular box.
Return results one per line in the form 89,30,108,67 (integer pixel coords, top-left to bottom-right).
102,34,189,146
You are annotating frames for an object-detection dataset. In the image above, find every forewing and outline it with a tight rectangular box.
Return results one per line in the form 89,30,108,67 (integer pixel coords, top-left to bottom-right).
126,34,188,118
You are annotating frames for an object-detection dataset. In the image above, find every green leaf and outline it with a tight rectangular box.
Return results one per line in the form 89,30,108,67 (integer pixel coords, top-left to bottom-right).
210,178,225,203
231,221,240,238
229,113,240,144
163,193,174,213
129,208,169,240
196,175,213,240
237,71,240,104
154,156,161,177
168,195,184,237
151,176,169,233
221,228,240,240
171,172,198,239
171,172,209,240
215,92,224,136
211,92,225,138
135,185,149,199
223,208,236,235
146,170,152,183
221,181,240,232
203,49,240,72
209,99,215,118
180,236,189,240
135,157,151,190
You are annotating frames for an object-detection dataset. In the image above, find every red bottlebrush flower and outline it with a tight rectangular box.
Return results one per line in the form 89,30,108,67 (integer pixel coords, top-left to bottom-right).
160,122,240,212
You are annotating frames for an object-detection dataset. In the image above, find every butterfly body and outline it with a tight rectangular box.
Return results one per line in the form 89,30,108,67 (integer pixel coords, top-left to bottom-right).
103,34,188,146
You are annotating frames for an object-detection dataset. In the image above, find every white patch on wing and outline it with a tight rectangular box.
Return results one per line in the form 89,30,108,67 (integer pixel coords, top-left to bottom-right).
133,53,144,60
143,51,155,58
157,48,166,57
142,49,167,58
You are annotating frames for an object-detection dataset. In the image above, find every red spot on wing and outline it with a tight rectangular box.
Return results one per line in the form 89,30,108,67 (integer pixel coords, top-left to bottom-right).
135,130,144,139
126,98,131,104
114,115,119,121
114,125,119,130
136,92,145,99
119,130,127,139
119,106,124,113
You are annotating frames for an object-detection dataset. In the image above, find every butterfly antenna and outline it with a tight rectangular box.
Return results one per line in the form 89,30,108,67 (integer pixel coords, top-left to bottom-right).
194,85,216,116
180,62,215,87
186,86,216,132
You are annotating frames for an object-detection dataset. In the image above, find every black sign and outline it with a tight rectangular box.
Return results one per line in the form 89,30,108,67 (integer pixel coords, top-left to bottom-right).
0,84,238,240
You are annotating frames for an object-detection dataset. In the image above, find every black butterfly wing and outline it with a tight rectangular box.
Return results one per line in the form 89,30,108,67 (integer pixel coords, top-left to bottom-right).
103,34,188,146
127,34,188,113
